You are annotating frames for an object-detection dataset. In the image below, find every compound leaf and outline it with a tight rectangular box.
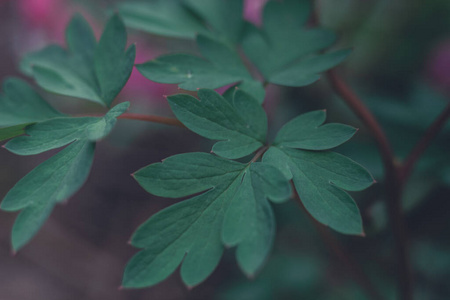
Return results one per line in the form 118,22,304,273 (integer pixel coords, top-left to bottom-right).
5,102,129,155
20,14,135,107
242,0,349,87
168,89,267,159
123,153,290,288
263,110,374,235
137,35,264,102
2,140,96,251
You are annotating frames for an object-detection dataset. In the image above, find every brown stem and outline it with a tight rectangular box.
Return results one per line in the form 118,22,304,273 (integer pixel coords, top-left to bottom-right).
250,146,268,163
117,113,185,128
326,70,413,300
400,102,450,182
295,193,384,300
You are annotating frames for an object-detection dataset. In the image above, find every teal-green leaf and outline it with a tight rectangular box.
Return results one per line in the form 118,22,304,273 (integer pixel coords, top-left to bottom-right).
263,147,373,235
124,153,290,288
274,110,357,150
118,0,209,39
5,102,129,155
20,14,135,107
167,89,267,159
118,0,244,42
137,35,264,102
1,140,95,251
183,0,244,44
242,0,347,87
95,15,136,107
0,124,33,142
0,78,63,128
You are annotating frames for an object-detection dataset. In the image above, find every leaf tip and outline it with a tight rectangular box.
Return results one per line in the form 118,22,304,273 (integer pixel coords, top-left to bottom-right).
130,173,135,177
118,285,124,291
359,231,366,238
127,239,132,245
11,249,17,257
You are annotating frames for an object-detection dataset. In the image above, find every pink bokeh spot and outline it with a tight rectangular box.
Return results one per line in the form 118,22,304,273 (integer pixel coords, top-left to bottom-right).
244,0,268,26
427,41,450,91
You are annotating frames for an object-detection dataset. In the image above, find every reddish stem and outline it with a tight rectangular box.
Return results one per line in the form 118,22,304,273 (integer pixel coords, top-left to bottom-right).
117,113,185,128
400,102,450,182
327,70,413,300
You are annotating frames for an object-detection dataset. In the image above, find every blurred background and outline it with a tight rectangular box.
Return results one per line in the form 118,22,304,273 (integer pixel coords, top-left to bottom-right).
1,0,450,299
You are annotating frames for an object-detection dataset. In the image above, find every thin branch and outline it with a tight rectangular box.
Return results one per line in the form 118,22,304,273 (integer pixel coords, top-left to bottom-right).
294,193,384,300
326,70,413,300
400,102,450,182
250,146,268,163
117,113,185,128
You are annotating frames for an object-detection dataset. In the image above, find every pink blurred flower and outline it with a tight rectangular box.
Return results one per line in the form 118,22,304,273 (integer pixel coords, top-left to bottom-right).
244,0,268,26
427,41,450,91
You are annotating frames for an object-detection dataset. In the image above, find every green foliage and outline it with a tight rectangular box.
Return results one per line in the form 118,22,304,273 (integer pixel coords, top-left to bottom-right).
263,111,373,235
168,89,266,159
0,0,378,294
135,0,347,102
20,14,135,107
124,153,290,288
137,35,265,102
242,0,350,87
118,0,244,42
1,103,129,250
0,78,64,141
121,88,371,287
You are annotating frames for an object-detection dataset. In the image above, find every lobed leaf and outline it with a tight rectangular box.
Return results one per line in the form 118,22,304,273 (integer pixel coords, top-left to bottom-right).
118,0,244,43
5,102,129,155
137,35,264,102
1,141,96,251
20,14,135,107
274,110,357,150
263,109,374,235
167,89,267,159
124,153,290,288
242,0,349,87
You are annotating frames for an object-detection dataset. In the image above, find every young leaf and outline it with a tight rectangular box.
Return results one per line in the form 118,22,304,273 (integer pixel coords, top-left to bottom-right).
167,89,267,159
5,102,129,155
0,78,64,140
137,35,265,102
123,153,290,288
1,140,96,251
263,111,374,235
20,14,135,107
242,0,349,87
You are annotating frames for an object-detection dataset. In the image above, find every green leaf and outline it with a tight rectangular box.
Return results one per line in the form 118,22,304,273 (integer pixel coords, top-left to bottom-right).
5,102,129,155
263,146,373,235
118,0,209,39
242,0,348,87
123,153,290,288
20,14,135,107
274,110,357,150
137,35,264,102
118,0,244,42
0,124,33,142
1,140,96,251
183,0,244,44
0,78,63,128
167,89,267,159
